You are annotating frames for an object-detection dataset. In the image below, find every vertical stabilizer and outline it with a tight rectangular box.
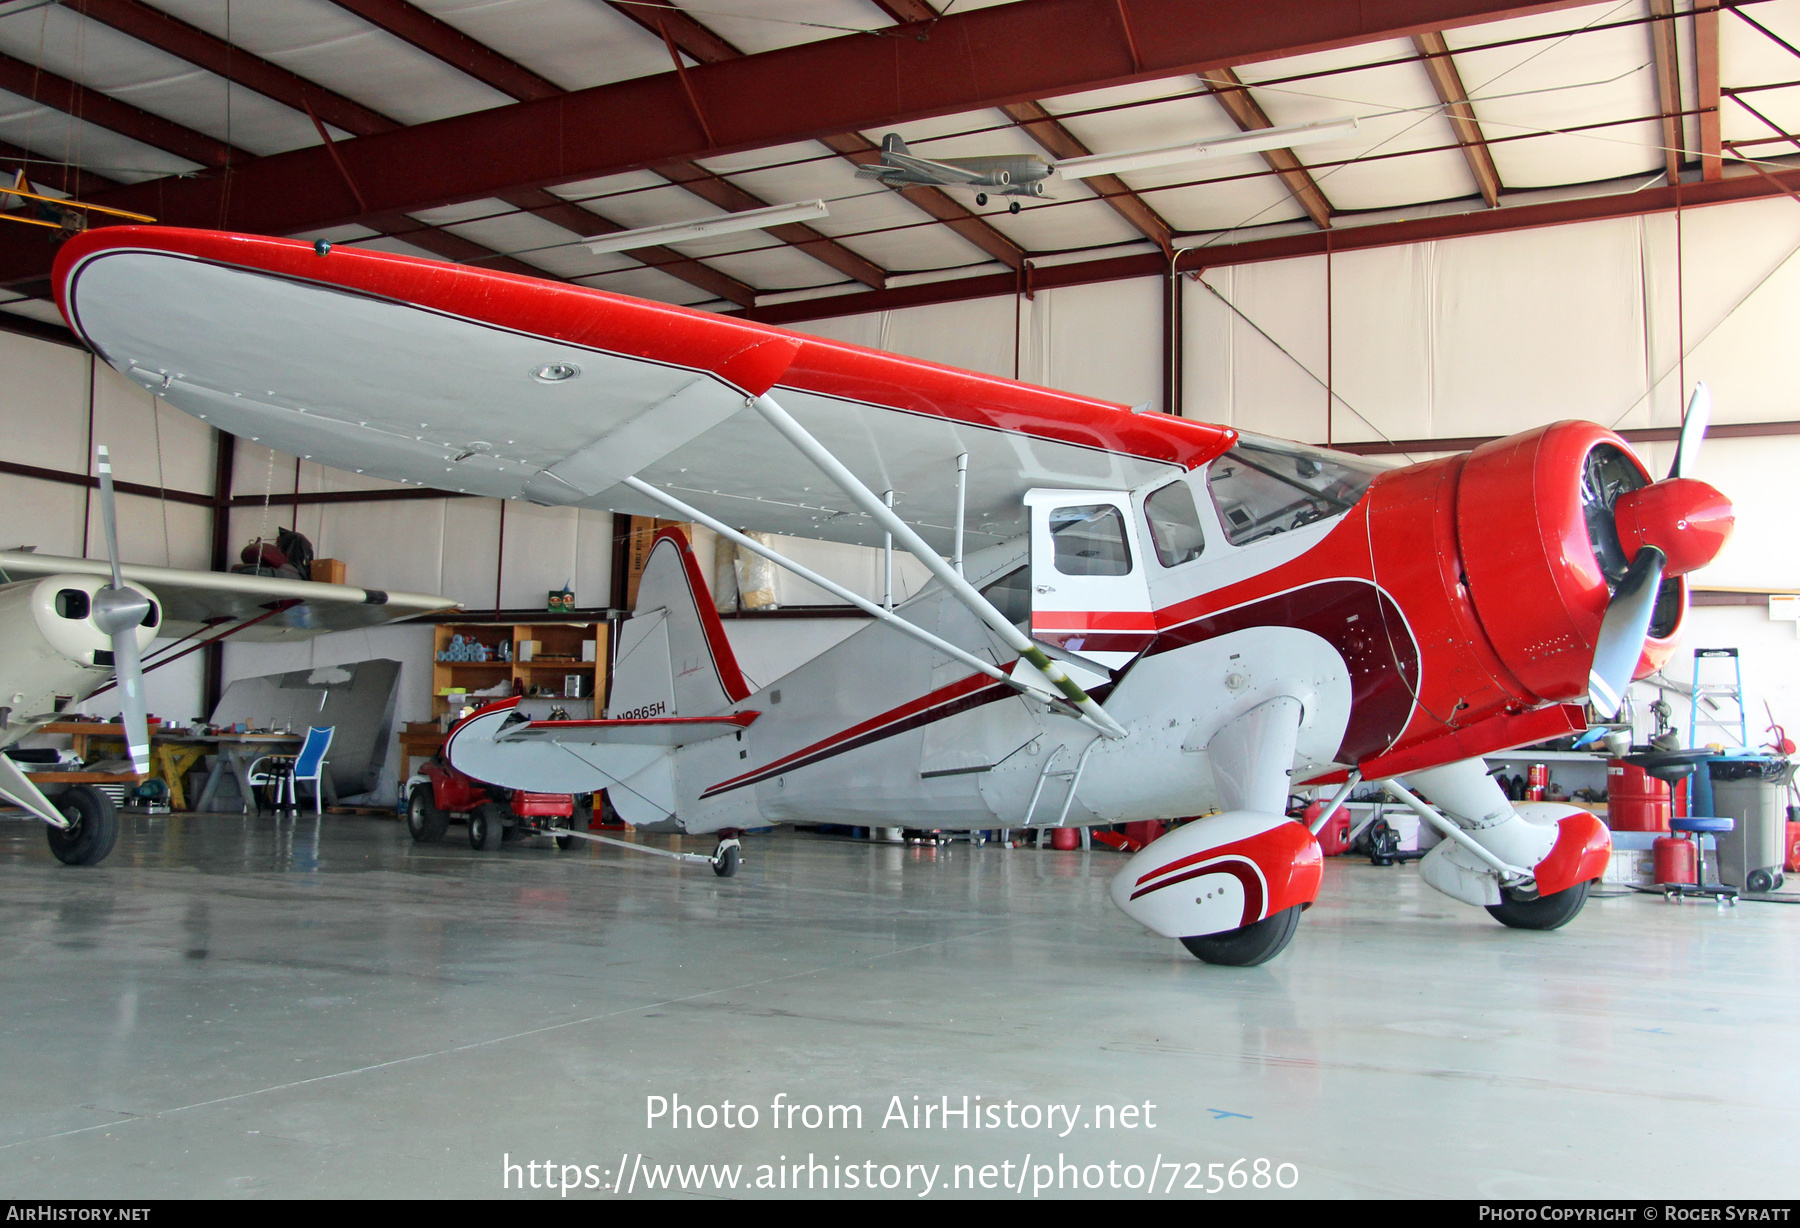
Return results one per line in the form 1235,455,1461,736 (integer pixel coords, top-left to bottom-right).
608,529,750,720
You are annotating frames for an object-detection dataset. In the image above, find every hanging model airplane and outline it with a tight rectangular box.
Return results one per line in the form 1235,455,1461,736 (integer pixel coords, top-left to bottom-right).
855,134,1051,211
50,227,1734,963
0,447,460,866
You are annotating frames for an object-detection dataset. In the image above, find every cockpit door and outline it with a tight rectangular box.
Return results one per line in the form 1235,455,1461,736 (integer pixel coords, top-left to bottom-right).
1023,489,1154,670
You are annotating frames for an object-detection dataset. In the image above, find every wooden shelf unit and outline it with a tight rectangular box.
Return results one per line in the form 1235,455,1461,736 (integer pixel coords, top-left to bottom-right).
431,621,607,720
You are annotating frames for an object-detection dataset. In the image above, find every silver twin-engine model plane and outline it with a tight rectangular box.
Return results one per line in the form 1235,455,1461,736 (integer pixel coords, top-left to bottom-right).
50,227,1736,964
0,450,458,866
855,133,1052,211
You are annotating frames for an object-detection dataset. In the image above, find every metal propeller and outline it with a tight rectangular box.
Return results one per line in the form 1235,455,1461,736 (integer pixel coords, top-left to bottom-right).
1586,384,1710,718
1668,382,1711,480
91,446,153,776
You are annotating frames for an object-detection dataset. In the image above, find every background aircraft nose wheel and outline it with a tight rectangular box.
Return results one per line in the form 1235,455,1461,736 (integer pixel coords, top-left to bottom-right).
406,787,449,843
45,785,119,866
1180,905,1303,966
975,192,988,206
1486,879,1591,929
1009,201,1021,214
712,837,741,877
468,802,505,851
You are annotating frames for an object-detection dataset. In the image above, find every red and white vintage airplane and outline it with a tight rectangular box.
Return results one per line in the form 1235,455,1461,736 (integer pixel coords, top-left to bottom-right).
51,227,1734,963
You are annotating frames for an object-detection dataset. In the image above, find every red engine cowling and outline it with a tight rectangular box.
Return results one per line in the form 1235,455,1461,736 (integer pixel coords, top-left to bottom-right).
1454,422,1730,703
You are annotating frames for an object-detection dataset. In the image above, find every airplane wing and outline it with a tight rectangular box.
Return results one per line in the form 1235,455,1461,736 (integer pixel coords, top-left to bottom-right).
54,228,1235,556
0,549,460,641
879,150,991,185
497,712,759,746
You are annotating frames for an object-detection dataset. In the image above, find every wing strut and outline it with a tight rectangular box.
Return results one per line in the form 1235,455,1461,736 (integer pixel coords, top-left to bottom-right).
744,392,1128,740
621,476,1088,723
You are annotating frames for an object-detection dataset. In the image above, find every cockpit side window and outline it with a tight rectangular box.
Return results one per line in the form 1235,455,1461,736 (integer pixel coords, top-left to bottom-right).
1049,505,1132,576
1142,480,1207,568
1205,434,1383,546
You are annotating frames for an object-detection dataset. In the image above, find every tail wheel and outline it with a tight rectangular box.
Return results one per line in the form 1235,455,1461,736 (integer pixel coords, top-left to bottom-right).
468,802,505,852
1486,879,1592,930
555,819,574,851
1180,905,1303,967
46,786,119,867
406,787,450,843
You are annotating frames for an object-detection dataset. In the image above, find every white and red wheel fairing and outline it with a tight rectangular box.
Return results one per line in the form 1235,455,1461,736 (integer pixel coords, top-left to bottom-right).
1110,813,1322,940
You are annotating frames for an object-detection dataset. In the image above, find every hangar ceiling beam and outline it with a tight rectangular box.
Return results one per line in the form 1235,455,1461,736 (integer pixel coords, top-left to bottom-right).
64,0,750,303
1001,99,1175,251
1413,32,1503,207
1204,67,1334,229
1644,0,1683,186
324,0,565,104
1696,0,1722,180
605,0,742,65
493,187,760,307
67,0,401,138
0,0,1616,283
603,0,1020,275
0,50,248,169
336,0,885,290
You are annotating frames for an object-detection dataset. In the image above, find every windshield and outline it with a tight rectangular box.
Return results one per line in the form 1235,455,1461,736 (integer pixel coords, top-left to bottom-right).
1206,434,1383,546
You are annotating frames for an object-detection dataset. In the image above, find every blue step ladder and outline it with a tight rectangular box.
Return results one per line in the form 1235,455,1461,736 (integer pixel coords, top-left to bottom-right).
1688,648,1748,749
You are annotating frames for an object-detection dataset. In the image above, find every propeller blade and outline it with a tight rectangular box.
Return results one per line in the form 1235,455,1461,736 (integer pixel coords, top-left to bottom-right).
92,444,151,775
1668,382,1711,480
95,445,125,591
105,607,152,776
1588,545,1666,718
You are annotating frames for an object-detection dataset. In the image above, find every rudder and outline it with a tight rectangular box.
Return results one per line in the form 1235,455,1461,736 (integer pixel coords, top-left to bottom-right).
608,529,750,721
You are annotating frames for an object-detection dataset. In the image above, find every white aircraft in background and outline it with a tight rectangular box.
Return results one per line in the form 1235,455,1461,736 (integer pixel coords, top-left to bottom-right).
51,226,1733,963
0,447,458,865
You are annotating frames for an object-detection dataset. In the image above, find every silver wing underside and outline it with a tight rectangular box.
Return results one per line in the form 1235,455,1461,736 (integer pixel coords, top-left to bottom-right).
63,250,1180,555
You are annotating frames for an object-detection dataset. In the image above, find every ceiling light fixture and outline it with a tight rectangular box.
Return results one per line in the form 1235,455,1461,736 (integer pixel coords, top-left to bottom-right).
1055,118,1360,180
582,199,830,255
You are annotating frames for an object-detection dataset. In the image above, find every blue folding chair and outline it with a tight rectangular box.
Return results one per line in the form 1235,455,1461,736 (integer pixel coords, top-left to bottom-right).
248,726,334,817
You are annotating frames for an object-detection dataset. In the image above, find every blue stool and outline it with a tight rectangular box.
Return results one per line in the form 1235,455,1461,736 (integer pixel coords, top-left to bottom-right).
1666,816,1739,905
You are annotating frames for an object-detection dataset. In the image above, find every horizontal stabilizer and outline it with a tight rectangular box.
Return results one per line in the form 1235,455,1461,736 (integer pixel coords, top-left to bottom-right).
499,712,758,747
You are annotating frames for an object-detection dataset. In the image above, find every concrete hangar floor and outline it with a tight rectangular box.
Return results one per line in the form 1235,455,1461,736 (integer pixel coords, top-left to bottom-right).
0,812,1793,1200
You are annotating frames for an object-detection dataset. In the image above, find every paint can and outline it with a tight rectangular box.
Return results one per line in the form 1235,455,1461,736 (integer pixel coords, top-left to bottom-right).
1527,763,1550,802
1607,759,1671,832
1654,833,1696,885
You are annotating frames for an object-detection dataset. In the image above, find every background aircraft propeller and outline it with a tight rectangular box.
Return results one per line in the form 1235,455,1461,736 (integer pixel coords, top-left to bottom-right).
90,445,153,775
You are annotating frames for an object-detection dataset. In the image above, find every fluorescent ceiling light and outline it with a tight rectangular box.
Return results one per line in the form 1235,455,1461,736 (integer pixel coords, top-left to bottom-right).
1056,118,1360,180
584,199,829,254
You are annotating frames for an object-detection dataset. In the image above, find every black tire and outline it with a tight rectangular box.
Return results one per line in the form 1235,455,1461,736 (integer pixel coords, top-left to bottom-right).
976,192,988,207
468,803,505,851
1009,200,1021,214
1747,868,1775,894
1486,879,1591,930
1180,904,1302,966
406,787,450,843
555,819,574,851
46,785,119,867
713,845,740,877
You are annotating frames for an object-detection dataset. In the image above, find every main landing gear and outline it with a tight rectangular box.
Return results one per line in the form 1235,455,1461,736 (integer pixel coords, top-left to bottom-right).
1180,905,1305,967
46,785,119,867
